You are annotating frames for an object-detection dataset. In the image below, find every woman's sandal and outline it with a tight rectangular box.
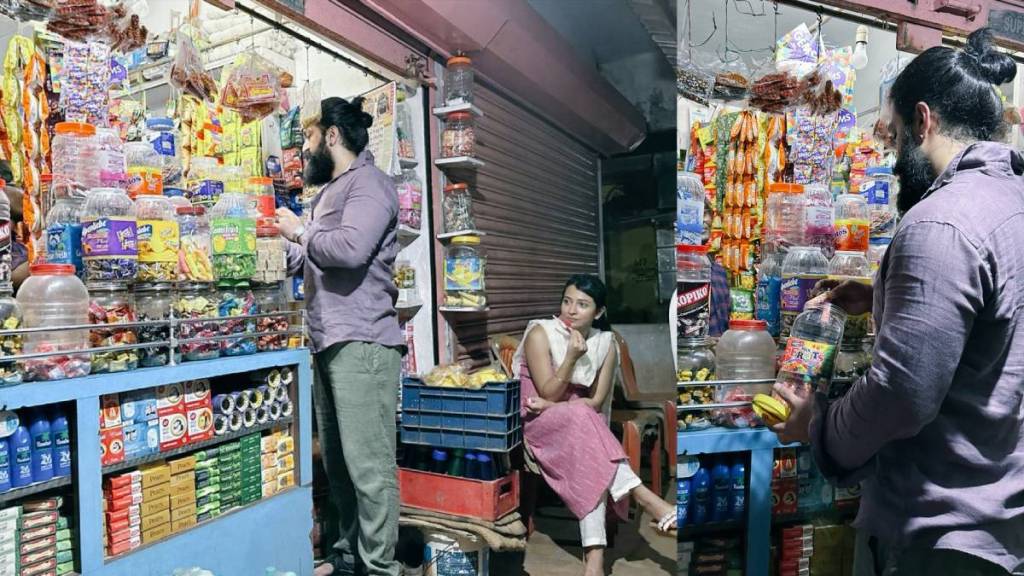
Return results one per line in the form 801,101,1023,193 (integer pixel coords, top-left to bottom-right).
650,511,678,537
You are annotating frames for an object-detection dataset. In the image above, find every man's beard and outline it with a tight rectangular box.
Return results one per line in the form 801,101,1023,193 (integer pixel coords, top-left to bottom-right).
893,129,939,213
303,139,335,186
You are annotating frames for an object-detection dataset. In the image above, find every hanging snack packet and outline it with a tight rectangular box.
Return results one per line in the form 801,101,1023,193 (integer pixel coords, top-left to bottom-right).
220,53,282,124
168,31,217,102
300,79,321,129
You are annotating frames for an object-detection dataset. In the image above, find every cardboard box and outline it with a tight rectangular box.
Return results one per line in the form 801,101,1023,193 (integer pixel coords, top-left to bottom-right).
262,481,277,499
123,420,160,459
186,405,214,444
18,524,56,544
143,521,171,543
169,473,195,491
158,407,188,452
139,464,170,488
261,434,279,453
100,426,126,466
21,499,61,514
108,525,141,545
261,467,278,484
276,454,294,473
156,383,185,411
140,496,169,517
120,389,158,423
276,436,294,456
101,395,122,429
107,493,143,513
171,515,196,533
105,482,142,502
19,548,55,573
20,557,56,576
18,534,55,556
169,456,196,476
105,508,140,528
142,483,171,502
20,510,58,530
168,479,195,501
170,491,195,510
184,380,211,408
106,533,141,556
141,509,170,533
104,472,141,491
170,503,196,523
277,473,295,491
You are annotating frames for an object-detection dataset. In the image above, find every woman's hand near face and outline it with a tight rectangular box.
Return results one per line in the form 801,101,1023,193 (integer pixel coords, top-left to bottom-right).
565,329,588,363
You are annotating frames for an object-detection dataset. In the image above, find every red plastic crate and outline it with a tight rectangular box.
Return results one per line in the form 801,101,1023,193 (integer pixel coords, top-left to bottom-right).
399,467,519,521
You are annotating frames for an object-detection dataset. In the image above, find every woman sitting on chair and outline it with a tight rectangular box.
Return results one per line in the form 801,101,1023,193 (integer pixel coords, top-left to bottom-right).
512,274,676,576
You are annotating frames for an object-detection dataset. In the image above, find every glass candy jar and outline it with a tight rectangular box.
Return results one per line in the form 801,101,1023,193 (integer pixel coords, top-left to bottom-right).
87,281,138,373
175,282,220,362
136,283,176,367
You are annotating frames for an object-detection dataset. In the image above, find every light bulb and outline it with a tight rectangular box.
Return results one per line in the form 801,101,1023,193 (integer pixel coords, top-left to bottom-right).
852,25,869,70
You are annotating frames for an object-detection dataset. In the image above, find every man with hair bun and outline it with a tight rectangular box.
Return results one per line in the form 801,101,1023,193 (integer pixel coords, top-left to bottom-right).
278,96,404,576
771,28,1024,575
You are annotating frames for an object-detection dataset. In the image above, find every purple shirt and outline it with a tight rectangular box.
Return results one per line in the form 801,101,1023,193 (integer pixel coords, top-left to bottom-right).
285,150,403,353
810,142,1024,571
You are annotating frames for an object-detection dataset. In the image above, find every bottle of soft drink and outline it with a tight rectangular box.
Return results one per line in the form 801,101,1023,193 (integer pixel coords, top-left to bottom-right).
690,466,710,525
710,460,731,523
29,411,53,482
10,425,32,488
447,449,465,477
464,452,479,480
0,438,10,492
730,460,746,521
431,449,448,475
477,453,495,481
50,408,71,478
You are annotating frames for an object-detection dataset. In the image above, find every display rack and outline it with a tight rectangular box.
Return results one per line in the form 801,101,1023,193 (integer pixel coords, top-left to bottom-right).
0,349,315,576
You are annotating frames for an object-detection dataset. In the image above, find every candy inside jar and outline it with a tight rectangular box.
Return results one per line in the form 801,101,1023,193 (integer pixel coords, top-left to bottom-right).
0,288,22,385
253,222,286,284
87,281,139,373
177,206,214,282
442,183,475,234
209,190,257,282
217,281,257,356
441,112,475,158
175,283,220,362
82,187,138,283
134,192,180,283
136,283,177,367
17,264,92,382
254,283,289,352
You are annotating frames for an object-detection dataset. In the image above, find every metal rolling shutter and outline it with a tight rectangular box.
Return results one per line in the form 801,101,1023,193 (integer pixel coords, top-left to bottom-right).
449,85,601,367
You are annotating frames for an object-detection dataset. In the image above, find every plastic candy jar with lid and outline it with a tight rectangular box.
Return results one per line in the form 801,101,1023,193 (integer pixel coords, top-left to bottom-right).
444,55,474,105
164,187,191,210
209,190,257,282
52,122,99,193
95,127,126,188
82,187,138,282
862,166,898,240
187,157,223,207
248,177,277,219
254,282,289,352
828,250,873,341
17,263,91,381
217,281,257,357
444,236,486,310
677,337,716,431
764,182,805,253
136,282,176,367
125,141,163,199
44,197,84,279
0,273,22,384
145,117,182,186
254,221,286,284
442,183,475,233
776,302,847,398
834,194,870,253
134,191,180,283
395,170,422,230
175,283,219,362
87,281,138,373
441,112,476,158
177,206,214,283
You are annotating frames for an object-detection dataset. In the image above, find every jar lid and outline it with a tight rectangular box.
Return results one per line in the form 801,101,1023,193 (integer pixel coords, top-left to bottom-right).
452,235,481,245
678,337,712,348
55,121,96,136
866,166,893,176
768,182,803,194
86,280,129,291
29,263,75,275
248,177,274,186
177,206,206,216
444,183,469,192
135,282,173,291
728,319,767,331
164,187,186,197
146,117,174,131
869,237,891,245
178,281,213,290
447,55,472,66
447,111,472,121
676,244,708,255
41,174,53,183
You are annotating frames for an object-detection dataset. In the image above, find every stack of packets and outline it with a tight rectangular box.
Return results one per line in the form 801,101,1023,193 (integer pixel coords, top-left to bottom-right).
211,372,293,436
678,537,743,576
779,525,813,576
104,463,174,557
261,430,295,499
100,380,214,466
193,432,265,521
0,497,76,576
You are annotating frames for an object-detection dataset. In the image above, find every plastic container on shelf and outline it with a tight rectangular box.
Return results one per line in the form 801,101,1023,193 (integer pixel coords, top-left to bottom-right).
862,166,898,240
0,281,22,385
125,141,163,199
187,157,224,207
217,281,257,356
828,250,873,341
444,55,474,105
764,183,805,253
676,244,712,339
255,283,289,352
395,169,423,230
868,237,890,275
81,187,138,283
776,302,846,399
444,236,486,310
45,197,85,278
52,122,99,192
175,282,219,362
755,252,782,338
248,176,277,218
17,263,91,381
677,171,705,246
834,193,870,253
780,246,828,338
803,184,834,259
443,183,475,233
442,112,476,158
87,281,138,374
716,320,776,381
146,116,182,186
209,191,257,282
254,222,286,284
164,187,191,210
95,127,126,188
134,192,180,283
135,282,176,367
177,206,214,283
677,337,715,432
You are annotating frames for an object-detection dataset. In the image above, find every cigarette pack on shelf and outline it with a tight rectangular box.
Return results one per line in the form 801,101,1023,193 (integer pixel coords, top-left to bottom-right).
398,468,518,522
0,497,75,576
400,378,522,452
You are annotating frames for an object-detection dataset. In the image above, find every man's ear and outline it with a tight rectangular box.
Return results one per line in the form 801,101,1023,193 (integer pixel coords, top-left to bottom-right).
914,101,933,145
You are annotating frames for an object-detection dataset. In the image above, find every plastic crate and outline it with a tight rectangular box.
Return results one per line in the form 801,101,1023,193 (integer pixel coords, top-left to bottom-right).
401,378,520,416
400,378,522,452
401,424,522,452
398,468,519,521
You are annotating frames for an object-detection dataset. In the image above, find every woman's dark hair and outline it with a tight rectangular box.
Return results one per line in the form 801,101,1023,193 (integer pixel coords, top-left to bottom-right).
890,27,1016,142
563,274,611,331
319,96,374,154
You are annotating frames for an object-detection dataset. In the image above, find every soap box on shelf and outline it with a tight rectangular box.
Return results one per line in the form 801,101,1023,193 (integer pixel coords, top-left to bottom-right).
123,420,160,459
185,380,212,409
120,389,158,424
186,404,214,444
101,395,122,430
158,408,188,452
156,383,185,411
100,426,126,466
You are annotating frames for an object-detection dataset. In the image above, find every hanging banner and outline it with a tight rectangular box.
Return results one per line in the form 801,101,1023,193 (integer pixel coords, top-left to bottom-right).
361,81,401,176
